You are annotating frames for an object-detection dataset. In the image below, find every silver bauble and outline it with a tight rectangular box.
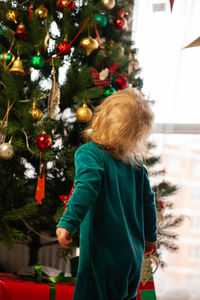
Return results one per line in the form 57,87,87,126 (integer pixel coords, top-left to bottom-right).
0,142,15,160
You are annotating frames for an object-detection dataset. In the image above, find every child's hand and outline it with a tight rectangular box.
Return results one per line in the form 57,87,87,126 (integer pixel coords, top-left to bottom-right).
56,227,73,249
144,241,157,256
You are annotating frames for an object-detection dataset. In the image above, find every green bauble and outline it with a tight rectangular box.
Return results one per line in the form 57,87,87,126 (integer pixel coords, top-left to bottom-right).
0,27,3,40
95,14,107,27
30,55,45,69
104,86,116,96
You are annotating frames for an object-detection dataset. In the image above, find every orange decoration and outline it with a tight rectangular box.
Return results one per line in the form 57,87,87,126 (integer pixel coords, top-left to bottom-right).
35,152,46,204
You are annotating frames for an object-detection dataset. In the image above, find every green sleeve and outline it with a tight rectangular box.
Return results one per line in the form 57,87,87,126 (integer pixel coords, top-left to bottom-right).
143,167,157,242
57,145,104,234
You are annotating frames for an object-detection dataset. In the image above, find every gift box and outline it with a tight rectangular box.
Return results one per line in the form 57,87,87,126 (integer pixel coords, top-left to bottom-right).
137,276,156,300
0,272,75,300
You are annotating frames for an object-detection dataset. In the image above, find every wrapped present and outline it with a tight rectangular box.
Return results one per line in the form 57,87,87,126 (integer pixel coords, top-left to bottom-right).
0,267,75,300
137,276,156,300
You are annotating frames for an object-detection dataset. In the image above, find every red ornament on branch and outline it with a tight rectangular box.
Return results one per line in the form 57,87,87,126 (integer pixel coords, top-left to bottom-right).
36,133,52,150
115,76,129,89
114,11,127,30
56,0,75,11
14,23,28,40
57,40,71,57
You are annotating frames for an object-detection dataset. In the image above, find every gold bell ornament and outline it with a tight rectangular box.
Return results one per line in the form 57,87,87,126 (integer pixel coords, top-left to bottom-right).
101,0,115,10
76,102,92,123
9,55,24,76
29,99,43,122
6,9,19,23
35,5,48,20
80,36,99,56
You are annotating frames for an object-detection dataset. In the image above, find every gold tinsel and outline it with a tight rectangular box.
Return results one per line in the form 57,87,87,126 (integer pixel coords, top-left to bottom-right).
48,70,60,120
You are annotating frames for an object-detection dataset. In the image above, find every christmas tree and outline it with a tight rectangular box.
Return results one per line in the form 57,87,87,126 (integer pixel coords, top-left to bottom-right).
0,0,142,264
146,144,184,268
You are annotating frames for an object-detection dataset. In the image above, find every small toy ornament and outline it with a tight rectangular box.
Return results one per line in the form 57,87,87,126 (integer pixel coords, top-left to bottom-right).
14,23,28,40
29,99,43,122
6,10,19,23
115,76,129,89
30,52,45,69
9,56,24,76
80,36,99,56
0,50,15,70
36,132,52,150
56,0,75,11
114,11,127,30
95,14,107,27
101,0,115,10
35,5,48,20
76,103,92,123
57,40,71,57
0,138,15,160
104,86,116,97
91,68,112,87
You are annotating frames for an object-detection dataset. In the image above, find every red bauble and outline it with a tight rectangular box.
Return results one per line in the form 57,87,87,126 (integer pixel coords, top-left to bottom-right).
116,77,129,89
14,23,28,40
114,12,127,30
56,0,75,11
57,41,71,57
36,134,52,150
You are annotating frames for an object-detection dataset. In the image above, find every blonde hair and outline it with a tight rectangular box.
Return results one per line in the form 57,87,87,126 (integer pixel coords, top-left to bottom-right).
83,88,154,167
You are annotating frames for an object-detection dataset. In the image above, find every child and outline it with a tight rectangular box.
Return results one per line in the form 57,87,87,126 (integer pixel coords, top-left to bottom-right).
56,88,157,300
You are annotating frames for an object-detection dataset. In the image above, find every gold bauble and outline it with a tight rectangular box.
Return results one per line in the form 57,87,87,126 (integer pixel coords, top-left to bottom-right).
6,10,19,23
80,36,99,56
9,56,24,76
0,141,15,160
101,0,115,10
76,104,92,123
35,5,48,20
29,100,43,122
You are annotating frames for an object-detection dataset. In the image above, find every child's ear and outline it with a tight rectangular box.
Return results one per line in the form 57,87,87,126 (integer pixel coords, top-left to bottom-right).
92,116,100,129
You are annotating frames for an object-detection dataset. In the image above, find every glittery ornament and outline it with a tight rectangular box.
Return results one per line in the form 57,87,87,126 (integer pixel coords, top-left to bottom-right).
36,133,52,150
57,40,71,57
30,53,45,69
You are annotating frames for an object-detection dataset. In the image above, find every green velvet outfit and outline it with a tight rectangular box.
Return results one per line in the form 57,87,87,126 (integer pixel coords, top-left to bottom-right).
57,142,157,300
